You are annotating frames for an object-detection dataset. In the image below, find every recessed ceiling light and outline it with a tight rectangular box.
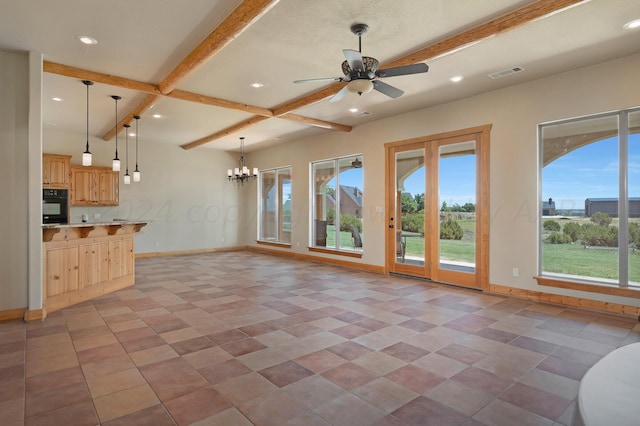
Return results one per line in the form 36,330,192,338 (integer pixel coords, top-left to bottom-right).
152,114,162,119
450,75,464,83
349,107,359,113
77,35,98,45
623,19,640,30
250,82,264,88
52,97,63,102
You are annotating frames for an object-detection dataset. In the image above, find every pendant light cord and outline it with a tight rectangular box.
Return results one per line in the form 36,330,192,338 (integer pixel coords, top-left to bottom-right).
85,82,89,151
134,116,139,170
124,125,129,173
113,96,120,160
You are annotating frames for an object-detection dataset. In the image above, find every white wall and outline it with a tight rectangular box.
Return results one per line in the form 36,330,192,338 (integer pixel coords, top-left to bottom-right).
0,50,30,310
247,52,640,308
43,129,244,254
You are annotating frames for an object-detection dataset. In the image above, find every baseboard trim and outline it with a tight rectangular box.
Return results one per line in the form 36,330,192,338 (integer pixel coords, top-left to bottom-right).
489,283,640,318
136,246,247,259
23,309,47,322
0,307,27,322
248,245,385,274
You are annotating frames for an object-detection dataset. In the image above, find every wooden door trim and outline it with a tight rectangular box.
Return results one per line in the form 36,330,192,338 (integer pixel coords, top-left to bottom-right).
385,124,491,291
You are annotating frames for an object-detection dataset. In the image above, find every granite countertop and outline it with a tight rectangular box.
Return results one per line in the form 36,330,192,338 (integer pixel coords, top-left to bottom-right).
42,220,149,229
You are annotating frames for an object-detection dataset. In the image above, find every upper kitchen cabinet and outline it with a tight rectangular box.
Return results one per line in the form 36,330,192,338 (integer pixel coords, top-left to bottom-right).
70,166,119,206
43,154,71,188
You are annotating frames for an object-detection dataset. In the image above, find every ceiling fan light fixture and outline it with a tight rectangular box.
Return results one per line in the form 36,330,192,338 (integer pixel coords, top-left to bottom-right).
347,79,374,96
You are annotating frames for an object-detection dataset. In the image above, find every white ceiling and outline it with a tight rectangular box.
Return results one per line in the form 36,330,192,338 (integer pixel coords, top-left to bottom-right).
1,0,639,153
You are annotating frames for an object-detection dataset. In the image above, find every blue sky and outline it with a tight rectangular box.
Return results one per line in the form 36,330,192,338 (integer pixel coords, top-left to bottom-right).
542,134,640,209
334,133,640,210
337,155,477,206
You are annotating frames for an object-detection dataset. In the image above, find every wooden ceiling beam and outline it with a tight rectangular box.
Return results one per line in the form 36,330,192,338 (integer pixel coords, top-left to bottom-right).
159,0,281,95
169,89,273,117
382,0,585,69
43,61,161,95
279,113,351,132
180,116,271,150
96,0,282,142
271,0,585,116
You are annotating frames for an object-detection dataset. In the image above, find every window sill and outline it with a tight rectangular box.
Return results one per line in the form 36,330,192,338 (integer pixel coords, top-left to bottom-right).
308,246,363,259
535,275,640,299
256,240,291,248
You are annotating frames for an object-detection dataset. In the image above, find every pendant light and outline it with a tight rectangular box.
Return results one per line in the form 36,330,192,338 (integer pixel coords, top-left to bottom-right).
133,115,141,182
81,80,94,166
111,95,121,171
123,123,131,185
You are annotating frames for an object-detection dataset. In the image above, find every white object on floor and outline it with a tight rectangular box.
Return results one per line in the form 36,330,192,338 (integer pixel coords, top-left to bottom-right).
573,342,640,426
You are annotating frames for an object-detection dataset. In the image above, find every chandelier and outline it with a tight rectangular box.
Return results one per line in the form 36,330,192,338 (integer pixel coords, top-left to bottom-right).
227,137,257,183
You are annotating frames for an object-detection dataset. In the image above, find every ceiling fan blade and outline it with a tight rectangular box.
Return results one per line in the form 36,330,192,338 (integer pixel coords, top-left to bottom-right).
343,49,364,71
372,80,404,99
294,77,343,84
376,63,429,78
329,85,349,103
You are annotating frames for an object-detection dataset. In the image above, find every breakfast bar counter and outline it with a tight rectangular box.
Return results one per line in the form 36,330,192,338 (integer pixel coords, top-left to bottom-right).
42,221,147,314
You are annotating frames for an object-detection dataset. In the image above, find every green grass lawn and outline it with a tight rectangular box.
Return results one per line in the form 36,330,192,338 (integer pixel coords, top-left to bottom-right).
324,217,640,283
325,225,359,250
403,218,476,263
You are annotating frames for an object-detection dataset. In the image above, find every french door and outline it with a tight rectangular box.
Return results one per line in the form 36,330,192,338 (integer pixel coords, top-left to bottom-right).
385,126,490,290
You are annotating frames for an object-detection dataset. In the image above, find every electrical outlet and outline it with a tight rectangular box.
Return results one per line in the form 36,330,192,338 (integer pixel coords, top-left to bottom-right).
94,213,101,220
155,240,160,247
513,267,519,277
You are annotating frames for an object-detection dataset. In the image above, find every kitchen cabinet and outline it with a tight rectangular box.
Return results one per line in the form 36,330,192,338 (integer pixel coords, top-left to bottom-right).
43,154,71,188
70,166,119,206
42,222,146,313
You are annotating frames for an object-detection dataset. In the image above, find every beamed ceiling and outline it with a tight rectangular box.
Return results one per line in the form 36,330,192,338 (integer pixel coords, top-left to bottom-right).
1,0,639,153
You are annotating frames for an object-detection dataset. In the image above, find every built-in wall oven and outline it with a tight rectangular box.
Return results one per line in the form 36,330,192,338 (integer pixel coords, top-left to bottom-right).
42,189,69,224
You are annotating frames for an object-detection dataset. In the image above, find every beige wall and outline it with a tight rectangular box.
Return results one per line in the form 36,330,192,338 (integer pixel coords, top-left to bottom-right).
246,52,640,308
0,50,30,310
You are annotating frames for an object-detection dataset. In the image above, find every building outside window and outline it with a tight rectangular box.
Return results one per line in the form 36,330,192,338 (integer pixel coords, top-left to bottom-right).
259,167,292,244
539,107,640,288
311,155,363,252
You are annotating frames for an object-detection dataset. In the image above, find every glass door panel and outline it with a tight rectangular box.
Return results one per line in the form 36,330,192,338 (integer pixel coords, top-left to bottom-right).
396,148,426,267
438,141,476,273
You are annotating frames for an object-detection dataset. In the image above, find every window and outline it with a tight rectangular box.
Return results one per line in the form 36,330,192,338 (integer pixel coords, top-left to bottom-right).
539,107,640,288
311,155,363,252
259,167,292,244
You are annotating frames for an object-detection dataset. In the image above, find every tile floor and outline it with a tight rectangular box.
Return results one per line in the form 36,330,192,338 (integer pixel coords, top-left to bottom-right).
2,251,640,425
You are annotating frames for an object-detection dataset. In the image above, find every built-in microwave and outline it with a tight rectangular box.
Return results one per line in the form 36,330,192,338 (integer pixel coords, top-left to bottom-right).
42,189,69,224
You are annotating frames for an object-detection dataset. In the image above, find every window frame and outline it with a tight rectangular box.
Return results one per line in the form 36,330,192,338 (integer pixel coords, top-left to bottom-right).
257,166,292,246
536,106,640,296
309,154,363,256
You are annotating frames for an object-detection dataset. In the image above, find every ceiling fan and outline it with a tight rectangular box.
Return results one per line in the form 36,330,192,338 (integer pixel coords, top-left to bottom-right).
294,23,429,103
